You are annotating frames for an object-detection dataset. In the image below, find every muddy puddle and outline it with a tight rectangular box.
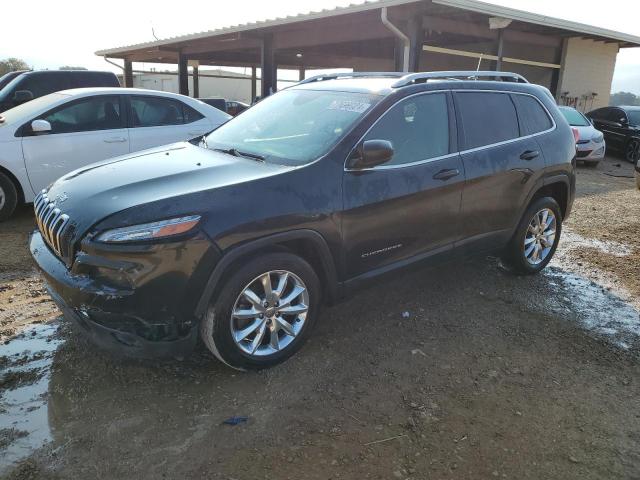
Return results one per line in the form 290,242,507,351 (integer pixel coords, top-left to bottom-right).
546,227,640,351
0,321,62,474
560,230,633,257
545,267,640,350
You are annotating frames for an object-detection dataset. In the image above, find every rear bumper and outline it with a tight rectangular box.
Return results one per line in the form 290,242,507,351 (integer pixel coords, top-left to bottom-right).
30,231,216,358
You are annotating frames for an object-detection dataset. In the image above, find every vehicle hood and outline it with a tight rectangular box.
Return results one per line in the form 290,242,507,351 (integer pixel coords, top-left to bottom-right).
573,124,599,141
44,142,291,231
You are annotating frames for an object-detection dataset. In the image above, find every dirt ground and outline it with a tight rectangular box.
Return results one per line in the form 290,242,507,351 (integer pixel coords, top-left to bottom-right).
1,155,640,480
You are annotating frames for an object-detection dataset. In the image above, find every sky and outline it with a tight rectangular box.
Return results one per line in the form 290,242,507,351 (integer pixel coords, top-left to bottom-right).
2,0,639,93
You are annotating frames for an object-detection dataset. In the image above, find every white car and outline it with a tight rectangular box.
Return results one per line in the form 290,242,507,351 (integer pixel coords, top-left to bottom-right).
558,106,605,167
0,88,230,219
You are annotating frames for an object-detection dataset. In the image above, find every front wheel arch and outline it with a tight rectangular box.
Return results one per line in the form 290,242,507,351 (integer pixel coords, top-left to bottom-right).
194,229,338,319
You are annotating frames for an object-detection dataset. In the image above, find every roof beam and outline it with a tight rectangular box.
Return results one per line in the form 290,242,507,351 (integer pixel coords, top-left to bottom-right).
423,16,560,47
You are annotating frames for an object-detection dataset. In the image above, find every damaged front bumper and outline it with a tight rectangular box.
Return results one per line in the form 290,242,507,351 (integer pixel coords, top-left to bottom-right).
30,231,219,358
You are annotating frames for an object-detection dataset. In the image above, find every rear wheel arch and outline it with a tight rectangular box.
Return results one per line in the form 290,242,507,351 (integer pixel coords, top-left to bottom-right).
195,230,339,319
532,180,569,219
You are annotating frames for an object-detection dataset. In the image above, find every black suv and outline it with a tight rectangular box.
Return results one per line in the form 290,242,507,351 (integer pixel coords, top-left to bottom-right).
587,105,640,164
0,70,120,112
30,71,576,370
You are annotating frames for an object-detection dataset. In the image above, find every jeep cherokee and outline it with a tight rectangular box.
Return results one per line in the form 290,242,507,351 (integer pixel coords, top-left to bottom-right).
30,71,576,370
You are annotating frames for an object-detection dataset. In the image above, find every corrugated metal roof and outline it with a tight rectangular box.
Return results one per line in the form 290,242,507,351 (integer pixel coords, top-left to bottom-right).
433,0,640,46
95,0,640,56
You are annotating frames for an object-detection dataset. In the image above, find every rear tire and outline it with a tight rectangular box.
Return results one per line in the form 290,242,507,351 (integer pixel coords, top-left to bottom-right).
200,252,321,370
501,197,562,275
0,172,18,222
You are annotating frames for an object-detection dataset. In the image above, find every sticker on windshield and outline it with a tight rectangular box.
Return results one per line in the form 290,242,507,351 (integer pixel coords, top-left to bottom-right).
328,100,371,113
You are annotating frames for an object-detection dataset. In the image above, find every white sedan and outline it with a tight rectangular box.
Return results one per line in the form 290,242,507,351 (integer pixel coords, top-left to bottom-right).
0,88,230,219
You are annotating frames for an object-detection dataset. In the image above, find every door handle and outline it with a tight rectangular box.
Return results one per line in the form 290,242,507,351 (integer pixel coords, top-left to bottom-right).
104,137,127,143
520,150,540,161
432,168,460,181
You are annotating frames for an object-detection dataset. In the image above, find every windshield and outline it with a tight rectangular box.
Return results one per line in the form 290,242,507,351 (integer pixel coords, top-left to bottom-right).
0,71,23,91
628,111,640,126
559,107,590,127
204,89,381,165
0,93,67,127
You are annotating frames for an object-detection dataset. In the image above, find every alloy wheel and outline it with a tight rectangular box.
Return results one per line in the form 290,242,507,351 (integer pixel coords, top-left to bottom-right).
524,208,557,265
626,140,640,164
0,186,5,211
230,270,309,357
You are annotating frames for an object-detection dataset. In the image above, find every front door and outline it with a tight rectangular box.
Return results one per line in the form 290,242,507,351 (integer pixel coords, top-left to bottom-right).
341,91,465,278
22,95,129,193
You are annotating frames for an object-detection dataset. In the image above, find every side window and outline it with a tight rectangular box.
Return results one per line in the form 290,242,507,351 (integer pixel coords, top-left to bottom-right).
41,96,123,134
608,109,627,123
588,107,607,120
512,94,553,135
363,93,450,166
456,92,519,150
18,74,69,98
130,96,184,127
183,103,204,123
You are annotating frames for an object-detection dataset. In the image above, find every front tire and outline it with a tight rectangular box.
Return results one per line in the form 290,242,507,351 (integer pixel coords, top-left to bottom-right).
0,172,18,221
201,252,321,370
501,197,562,275
626,139,640,165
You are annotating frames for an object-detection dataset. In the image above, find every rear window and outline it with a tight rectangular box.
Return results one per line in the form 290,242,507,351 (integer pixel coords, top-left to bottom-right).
513,94,553,134
130,96,185,127
456,92,519,150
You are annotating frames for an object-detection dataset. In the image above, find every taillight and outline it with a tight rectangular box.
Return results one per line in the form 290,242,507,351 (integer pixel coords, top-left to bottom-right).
571,127,580,143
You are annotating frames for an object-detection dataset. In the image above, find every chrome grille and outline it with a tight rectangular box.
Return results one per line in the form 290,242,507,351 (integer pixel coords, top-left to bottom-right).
34,190,72,259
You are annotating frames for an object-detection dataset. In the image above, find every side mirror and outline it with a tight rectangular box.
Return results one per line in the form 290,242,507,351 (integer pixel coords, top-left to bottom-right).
348,139,394,169
13,90,34,105
31,119,52,135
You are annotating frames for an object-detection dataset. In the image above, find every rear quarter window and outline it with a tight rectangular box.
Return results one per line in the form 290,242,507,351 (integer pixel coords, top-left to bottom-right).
455,92,519,150
512,94,553,135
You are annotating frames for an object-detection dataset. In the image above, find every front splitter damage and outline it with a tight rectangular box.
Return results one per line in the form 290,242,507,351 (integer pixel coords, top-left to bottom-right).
30,231,215,358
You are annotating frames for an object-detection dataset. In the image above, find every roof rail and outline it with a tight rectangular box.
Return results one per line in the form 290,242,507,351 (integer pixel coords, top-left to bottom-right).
297,72,404,85
391,71,529,88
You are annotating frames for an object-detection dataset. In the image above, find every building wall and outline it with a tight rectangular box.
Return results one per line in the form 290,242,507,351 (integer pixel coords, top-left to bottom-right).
557,38,619,112
131,72,258,103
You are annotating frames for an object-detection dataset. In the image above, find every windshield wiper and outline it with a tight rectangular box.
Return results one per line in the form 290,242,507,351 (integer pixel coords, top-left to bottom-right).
213,147,265,162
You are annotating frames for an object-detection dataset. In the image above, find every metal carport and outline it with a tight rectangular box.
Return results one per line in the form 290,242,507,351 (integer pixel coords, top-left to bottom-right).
96,0,640,110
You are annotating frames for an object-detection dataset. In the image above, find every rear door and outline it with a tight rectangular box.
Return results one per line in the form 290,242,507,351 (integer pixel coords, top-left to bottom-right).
126,95,210,151
342,91,465,277
454,91,549,249
21,95,129,192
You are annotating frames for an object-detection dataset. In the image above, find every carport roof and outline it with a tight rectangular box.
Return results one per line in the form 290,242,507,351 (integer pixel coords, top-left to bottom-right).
95,0,640,58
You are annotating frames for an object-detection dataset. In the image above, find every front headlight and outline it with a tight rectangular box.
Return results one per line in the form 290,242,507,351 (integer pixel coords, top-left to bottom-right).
95,215,201,243
592,132,604,143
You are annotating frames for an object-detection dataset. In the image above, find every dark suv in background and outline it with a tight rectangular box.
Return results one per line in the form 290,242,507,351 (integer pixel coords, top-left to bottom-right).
30,71,576,370
587,105,640,164
0,70,120,112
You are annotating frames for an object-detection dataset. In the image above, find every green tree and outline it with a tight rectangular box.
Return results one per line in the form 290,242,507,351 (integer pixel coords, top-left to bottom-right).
610,91,640,106
59,66,87,70
0,58,30,76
